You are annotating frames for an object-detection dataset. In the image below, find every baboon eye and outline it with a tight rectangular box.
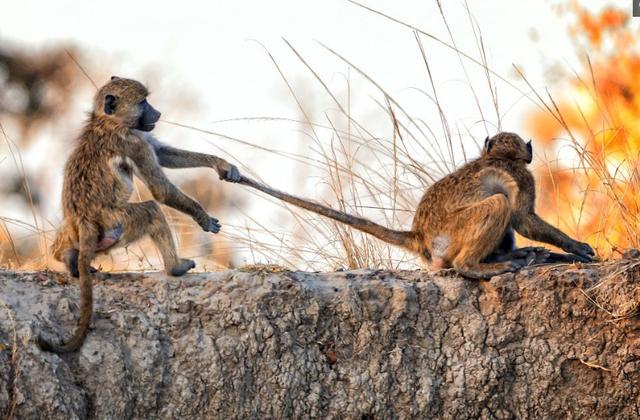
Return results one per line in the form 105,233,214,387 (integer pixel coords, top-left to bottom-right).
104,94,117,115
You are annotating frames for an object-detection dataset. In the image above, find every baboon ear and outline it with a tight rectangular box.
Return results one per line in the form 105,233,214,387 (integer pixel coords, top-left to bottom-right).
484,136,494,153
104,94,117,115
526,140,533,162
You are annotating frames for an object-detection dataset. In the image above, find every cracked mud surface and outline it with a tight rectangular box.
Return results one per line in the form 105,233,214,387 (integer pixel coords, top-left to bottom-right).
1,260,640,419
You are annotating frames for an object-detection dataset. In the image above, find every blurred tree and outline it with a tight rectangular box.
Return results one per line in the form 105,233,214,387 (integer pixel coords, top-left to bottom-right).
0,45,79,145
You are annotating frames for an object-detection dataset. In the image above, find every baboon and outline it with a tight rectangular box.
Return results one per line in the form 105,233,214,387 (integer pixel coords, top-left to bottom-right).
41,76,240,353
238,132,594,279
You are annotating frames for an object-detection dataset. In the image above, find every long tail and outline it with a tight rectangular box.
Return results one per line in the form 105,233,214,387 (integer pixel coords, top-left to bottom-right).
38,222,95,353
238,175,416,250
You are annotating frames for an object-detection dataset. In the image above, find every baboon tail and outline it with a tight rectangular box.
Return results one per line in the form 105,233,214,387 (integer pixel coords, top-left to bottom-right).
238,175,416,250
38,222,95,353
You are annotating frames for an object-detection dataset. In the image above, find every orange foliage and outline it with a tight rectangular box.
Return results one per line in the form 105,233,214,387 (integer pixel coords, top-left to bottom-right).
573,6,628,46
526,4,640,257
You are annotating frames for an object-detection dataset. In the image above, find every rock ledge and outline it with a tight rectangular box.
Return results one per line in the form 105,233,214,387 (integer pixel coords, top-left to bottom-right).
1,260,639,419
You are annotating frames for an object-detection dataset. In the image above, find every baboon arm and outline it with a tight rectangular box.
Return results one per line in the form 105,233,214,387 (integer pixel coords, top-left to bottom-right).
154,142,224,169
142,133,236,180
126,137,211,228
515,212,576,251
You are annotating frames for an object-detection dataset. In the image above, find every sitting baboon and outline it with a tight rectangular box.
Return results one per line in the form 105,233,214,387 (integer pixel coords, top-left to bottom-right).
41,76,240,353
238,132,594,278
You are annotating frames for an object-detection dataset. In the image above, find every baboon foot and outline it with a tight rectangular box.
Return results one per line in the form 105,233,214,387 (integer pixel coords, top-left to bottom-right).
63,249,99,277
170,259,196,276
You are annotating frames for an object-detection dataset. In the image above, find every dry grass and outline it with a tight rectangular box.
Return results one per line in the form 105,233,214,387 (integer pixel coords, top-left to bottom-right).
0,2,637,272
0,122,50,270
519,6,640,258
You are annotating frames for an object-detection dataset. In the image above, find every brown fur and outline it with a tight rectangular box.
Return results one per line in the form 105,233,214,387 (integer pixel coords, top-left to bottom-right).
41,77,228,353
239,132,594,279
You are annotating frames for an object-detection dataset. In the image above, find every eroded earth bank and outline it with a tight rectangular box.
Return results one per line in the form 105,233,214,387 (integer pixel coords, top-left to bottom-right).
1,259,640,419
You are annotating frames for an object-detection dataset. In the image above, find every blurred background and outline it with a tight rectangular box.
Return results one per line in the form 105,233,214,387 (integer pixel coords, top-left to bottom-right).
0,0,637,272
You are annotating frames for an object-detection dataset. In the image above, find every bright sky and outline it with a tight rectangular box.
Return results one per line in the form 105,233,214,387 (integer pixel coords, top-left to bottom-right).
1,0,581,125
0,0,616,267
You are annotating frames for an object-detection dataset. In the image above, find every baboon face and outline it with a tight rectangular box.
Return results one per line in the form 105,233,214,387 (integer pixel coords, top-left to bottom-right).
135,98,161,131
483,132,533,164
95,76,161,131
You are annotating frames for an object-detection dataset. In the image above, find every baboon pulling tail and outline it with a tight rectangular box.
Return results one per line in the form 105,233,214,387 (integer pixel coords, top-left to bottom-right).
40,76,234,353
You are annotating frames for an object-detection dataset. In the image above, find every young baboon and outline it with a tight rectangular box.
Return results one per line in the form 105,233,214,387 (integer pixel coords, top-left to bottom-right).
238,132,594,279
41,76,240,353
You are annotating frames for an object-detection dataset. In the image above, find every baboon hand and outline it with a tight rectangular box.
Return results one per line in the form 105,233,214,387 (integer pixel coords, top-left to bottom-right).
565,240,595,261
218,164,241,183
200,216,221,234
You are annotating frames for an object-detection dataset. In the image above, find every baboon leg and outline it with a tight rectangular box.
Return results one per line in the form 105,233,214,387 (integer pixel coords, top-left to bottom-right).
59,249,104,278
51,229,83,277
450,194,520,280
53,223,122,277
454,261,520,280
536,251,590,264
486,247,590,265
119,201,195,276
484,246,550,265
51,222,75,263
483,229,516,262
497,228,516,254
51,224,87,277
